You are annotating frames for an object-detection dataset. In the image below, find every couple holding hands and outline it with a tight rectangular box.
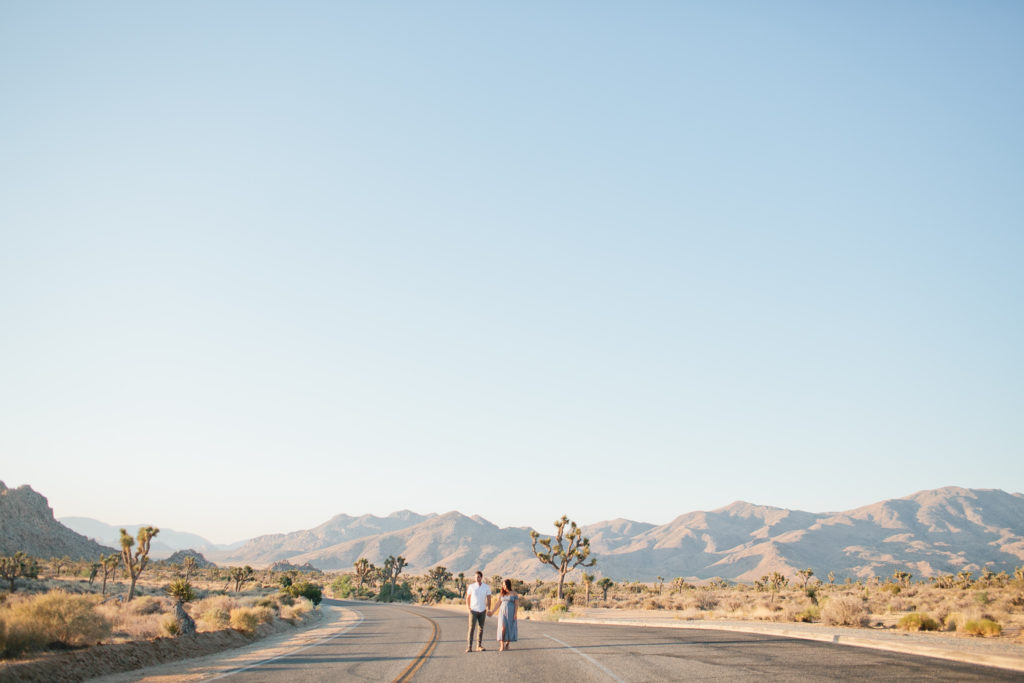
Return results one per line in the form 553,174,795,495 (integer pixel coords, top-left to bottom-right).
465,571,518,652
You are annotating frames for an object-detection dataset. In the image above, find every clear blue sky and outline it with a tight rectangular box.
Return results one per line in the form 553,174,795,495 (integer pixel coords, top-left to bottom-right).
2,2,1021,544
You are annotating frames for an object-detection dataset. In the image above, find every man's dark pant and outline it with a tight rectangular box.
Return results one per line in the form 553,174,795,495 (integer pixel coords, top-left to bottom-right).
467,610,486,649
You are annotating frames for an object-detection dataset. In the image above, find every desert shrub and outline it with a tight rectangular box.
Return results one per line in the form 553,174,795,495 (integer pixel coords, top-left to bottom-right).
199,608,231,631
161,615,180,636
724,597,744,612
375,582,410,604
897,612,939,631
796,606,820,623
255,597,280,612
696,593,719,611
821,596,868,626
1,614,48,658
330,575,353,598
941,611,965,632
963,618,1001,637
3,592,112,653
644,598,666,610
229,608,260,634
281,597,312,620
252,606,275,625
127,596,164,616
973,591,991,606
548,604,567,618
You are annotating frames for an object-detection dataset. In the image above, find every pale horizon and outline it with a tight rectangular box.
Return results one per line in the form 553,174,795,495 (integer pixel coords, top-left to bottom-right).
2,3,1022,548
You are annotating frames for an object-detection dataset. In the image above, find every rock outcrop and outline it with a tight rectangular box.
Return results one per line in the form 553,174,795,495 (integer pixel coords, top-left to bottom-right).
0,481,116,559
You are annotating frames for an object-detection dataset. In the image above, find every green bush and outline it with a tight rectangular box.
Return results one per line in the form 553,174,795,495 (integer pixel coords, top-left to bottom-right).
330,575,353,598
376,582,412,603
897,612,939,631
284,582,323,606
963,618,1001,637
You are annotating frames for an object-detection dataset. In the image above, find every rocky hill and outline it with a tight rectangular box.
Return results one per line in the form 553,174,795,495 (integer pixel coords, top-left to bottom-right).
0,481,115,560
589,487,1024,581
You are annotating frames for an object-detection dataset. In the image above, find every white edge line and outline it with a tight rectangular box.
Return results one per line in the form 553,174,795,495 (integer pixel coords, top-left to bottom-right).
545,633,624,683
207,608,365,680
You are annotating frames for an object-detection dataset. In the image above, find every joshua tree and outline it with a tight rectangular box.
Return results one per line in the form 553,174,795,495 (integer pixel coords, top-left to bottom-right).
166,578,197,635
120,526,159,601
0,552,39,592
827,571,836,585
797,568,814,588
892,570,912,587
755,572,788,603
455,572,467,597
100,553,120,596
530,515,597,600
598,577,614,601
427,565,452,592
229,565,255,592
582,573,595,605
182,556,197,582
657,576,664,594
353,558,373,591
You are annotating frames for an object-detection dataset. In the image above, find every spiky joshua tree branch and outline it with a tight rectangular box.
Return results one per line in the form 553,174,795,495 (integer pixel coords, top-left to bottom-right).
530,515,596,600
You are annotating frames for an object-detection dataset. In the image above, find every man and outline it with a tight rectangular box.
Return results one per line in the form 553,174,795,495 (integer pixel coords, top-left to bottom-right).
465,571,492,652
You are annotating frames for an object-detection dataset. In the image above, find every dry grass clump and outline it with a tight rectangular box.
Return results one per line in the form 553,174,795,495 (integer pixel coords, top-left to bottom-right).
897,612,940,631
0,591,112,657
192,595,236,632
963,618,1002,637
229,608,261,634
280,597,312,620
821,596,868,626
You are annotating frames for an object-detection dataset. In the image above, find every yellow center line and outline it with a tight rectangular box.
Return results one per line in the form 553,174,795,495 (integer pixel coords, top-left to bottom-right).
393,609,440,683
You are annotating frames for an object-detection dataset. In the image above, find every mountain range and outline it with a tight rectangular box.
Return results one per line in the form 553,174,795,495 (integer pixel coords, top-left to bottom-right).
14,482,1024,581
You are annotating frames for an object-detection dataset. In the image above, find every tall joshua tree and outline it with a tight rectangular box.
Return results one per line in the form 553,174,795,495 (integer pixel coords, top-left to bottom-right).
120,526,159,601
530,515,596,600
353,557,373,591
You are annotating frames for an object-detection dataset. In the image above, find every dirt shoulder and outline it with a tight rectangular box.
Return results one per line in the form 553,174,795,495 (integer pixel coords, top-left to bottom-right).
0,608,324,683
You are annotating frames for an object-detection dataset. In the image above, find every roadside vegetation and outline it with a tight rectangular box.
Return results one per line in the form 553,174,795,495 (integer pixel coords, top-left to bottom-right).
3,545,1022,662
0,553,321,660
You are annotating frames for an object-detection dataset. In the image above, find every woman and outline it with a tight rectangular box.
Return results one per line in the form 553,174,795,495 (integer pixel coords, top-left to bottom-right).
488,578,518,651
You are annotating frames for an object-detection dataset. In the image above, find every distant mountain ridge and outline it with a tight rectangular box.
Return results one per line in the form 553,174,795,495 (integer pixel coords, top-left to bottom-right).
6,483,1023,582
58,517,242,559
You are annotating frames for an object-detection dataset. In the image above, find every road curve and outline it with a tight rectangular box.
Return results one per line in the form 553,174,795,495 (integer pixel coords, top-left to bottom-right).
194,600,1017,682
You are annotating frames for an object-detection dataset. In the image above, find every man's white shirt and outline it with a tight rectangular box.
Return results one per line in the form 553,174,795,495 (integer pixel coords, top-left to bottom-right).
466,581,492,612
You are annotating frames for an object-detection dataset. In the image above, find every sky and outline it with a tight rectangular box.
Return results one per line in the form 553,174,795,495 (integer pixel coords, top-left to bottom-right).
1,2,1022,545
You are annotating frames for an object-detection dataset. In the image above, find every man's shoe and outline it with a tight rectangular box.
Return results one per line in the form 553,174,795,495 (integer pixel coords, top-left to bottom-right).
478,646,486,651
466,647,473,653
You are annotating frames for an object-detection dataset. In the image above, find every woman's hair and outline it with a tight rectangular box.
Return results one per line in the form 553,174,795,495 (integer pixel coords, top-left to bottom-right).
501,578,513,596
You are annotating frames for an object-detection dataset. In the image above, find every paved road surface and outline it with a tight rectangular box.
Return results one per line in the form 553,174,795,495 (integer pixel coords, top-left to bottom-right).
206,599,1017,682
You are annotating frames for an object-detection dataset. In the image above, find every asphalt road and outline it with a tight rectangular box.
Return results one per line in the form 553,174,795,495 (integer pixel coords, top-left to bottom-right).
211,599,1017,682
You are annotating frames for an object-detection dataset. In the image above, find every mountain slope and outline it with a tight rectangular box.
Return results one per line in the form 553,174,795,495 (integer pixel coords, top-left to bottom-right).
59,517,229,559
0,482,115,560
207,510,434,565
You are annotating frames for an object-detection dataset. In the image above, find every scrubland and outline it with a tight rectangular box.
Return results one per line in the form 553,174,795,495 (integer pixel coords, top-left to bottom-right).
0,560,317,661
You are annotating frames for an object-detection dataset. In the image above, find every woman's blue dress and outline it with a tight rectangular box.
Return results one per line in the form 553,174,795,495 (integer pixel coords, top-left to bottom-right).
496,594,518,642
